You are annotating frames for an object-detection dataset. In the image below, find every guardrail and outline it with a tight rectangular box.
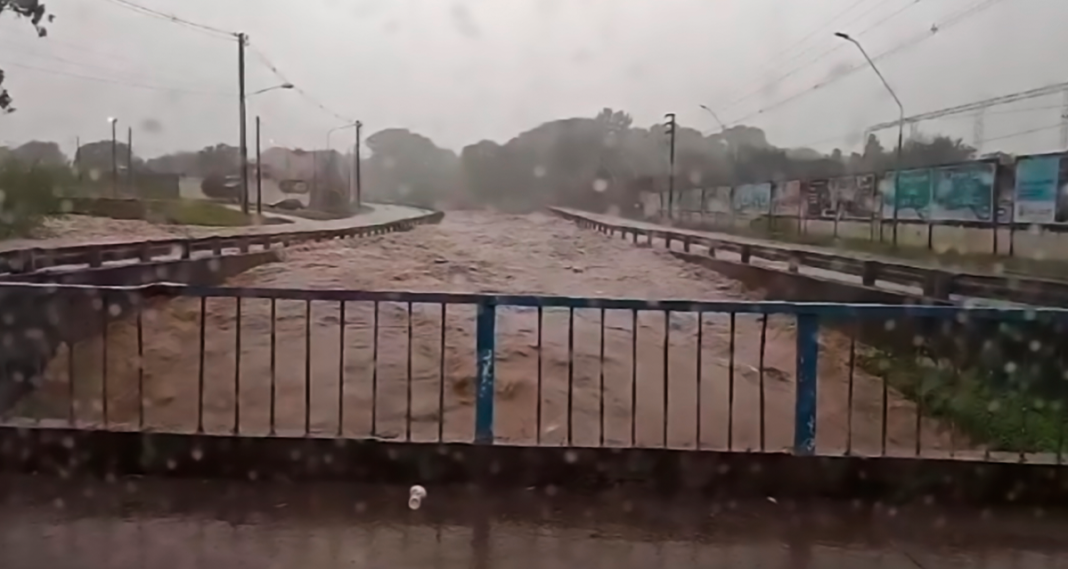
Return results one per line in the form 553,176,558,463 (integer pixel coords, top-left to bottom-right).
5,282,1067,465
551,208,1068,307
0,210,444,276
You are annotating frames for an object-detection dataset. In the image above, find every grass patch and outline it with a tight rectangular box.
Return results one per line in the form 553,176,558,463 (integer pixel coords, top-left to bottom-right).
152,199,263,226
857,346,1065,454
678,216,1068,280
0,160,61,238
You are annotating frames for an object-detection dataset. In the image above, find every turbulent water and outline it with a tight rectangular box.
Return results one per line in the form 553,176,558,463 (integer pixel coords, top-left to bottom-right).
27,210,965,454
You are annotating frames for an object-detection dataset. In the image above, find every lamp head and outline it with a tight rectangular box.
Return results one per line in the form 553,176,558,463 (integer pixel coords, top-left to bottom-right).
834,32,851,40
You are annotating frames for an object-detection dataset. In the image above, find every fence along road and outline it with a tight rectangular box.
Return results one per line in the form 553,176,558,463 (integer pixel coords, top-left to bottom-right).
553,207,1068,308
15,210,969,457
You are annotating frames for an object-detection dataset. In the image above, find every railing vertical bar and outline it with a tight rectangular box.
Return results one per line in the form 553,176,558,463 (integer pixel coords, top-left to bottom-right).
337,301,346,438
371,301,379,438
846,329,856,456
406,301,413,443
101,291,109,428
881,351,889,458
474,299,497,444
304,299,312,437
728,313,736,451
662,310,670,449
758,315,768,452
536,305,543,445
269,298,277,436
696,312,703,450
598,307,605,447
67,340,76,426
630,309,637,447
197,296,206,434
794,313,819,456
914,349,924,459
233,297,242,435
136,307,144,431
438,303,447,443
566,307,575,446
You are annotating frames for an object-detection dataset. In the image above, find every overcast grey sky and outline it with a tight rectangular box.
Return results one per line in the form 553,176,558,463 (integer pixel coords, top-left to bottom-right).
0,0,1064,158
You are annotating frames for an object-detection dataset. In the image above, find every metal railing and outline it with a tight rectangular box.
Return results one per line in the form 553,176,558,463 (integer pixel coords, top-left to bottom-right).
0,210,444,276
4,281,1068,465
551,207,1068,306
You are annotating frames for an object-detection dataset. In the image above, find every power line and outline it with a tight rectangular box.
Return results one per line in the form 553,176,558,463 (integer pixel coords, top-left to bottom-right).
96,0,236,40
724,0,1010,127
717,0,923,116
0,58,230,96
247,43,353,122
867,81,1068,131
0,39,228,93
981,123,1062,144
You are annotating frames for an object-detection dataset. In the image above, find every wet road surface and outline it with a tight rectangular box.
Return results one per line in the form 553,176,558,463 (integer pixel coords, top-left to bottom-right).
26,211,971,456
1,474,1067,568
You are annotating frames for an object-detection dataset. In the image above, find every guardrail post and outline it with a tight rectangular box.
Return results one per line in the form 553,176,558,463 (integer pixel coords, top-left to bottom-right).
664,234,672,250
211,238,221,256
922,271,953,300
682,237,691,253
474,298,497,444
89,247,103,268
238,237,249,254
861,261,879,287
180,242,192,260
138,243,150,263
787,255,800,273
740,244,752,264
707,245,716,258
794,313,819,456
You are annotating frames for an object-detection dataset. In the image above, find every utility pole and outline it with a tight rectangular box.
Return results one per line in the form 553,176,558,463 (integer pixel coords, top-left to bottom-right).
126,126,133,196
664,113,677,218
110,118,118,198
237,32,249,214
256,115,262,215
74,136,81,182
355,120,363,210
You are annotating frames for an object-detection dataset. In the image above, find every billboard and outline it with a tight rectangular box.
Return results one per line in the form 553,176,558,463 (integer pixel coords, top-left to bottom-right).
831,174,878,219
930,162,995,222
803,179,831,218
879,168,932,220
774,180,802,216
1013,154,1068,224
703,186,732,213
732,182,772,217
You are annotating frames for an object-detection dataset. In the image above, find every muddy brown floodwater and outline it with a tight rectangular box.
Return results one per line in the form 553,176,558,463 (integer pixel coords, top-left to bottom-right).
30,211,970,455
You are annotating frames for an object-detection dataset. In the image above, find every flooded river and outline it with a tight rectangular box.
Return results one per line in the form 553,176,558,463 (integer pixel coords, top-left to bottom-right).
0,474,1066,568
27,211,967,455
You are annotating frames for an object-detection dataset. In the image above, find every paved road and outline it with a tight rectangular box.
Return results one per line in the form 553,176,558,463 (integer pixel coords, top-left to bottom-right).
23,210,970,458
1,475,1066,568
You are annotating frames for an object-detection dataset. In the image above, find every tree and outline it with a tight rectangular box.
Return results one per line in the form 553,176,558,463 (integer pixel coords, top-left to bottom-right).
0,0,53,113
10,141,66,166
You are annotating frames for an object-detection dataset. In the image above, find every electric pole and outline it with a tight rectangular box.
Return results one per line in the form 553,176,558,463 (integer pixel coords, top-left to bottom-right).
256,116,262,215
237,32,249,214
126,126,133,196
664,113,677,218
354,120,363,210
110,118,118,198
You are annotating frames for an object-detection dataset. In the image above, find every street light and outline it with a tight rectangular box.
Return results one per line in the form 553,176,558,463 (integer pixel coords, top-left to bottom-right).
239,82,294,214
699,103,737,175
326,121,361,211
836,31,905,247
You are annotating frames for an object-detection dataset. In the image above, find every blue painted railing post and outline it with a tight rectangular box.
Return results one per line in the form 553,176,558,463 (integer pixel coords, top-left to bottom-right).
794,313,819,455
474,299,497,444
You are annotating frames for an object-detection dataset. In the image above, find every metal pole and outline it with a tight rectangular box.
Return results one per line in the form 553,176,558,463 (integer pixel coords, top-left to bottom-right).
256,115,262,215
836,32,905,248
355,120,363,209
126,126,133,196
237,32,249,214
665,113,677,217
110,120,117,198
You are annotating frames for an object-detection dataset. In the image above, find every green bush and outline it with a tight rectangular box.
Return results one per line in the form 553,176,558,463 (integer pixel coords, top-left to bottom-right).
0,160,60,238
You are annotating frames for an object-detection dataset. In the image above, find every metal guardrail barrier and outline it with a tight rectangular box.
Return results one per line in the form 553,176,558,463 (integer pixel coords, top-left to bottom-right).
5,282,1068,465
0,210,444,276
550,207,1068,307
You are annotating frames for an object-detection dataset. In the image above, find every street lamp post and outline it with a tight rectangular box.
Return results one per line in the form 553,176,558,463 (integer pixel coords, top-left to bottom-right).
836,32,905,247
326,121,361,211
240,81,293,214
